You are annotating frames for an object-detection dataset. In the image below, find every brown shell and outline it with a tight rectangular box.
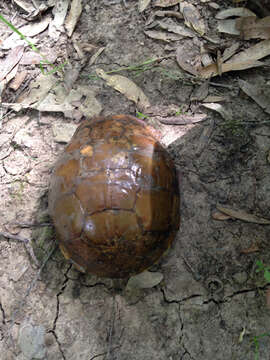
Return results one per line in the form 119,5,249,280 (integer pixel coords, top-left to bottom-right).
48,115,180,278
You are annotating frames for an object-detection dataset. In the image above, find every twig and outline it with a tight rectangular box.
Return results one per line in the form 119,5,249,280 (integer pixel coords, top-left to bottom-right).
209,82,235,90
14,222,52,228
0,231,29,243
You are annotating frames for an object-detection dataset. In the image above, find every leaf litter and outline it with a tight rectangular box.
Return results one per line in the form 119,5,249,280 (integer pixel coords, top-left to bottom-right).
216,205,270,225
1,0,270,356
96,68,151,110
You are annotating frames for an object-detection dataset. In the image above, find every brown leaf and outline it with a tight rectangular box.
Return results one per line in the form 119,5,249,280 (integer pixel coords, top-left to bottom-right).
239,79,270,115
157,19,194,37
229,39,270,63
65,0,82,37
180,2,206,35
158,113,207,124
202,102,232,121
9,71,28,91
236,16,270,40
199,39,270,78
216,7,256,20
154,0,180,7
212,210,231,221
216,205,270,224
154,10,184,20
199,59,263,78
222,42,240,62
190,80,209,101
144,30,184,42
96,69,150,110
176,44,199,75
203,95,227,102
13,0,36,13
138,0,151,12
0,45,24,82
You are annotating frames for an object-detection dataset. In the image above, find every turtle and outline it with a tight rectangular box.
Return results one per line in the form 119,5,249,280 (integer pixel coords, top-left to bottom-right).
48,114,180,278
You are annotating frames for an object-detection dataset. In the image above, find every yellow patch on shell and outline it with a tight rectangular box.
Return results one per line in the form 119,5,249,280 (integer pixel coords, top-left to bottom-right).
80,145,93,157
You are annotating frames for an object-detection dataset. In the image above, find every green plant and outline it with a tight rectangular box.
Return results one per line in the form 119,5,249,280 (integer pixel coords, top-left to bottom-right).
221,117,246,138
0,13,67,75
136,111,149,120
88,57,160,81
252,332,270,360
255,260,270,282
175,106,184,116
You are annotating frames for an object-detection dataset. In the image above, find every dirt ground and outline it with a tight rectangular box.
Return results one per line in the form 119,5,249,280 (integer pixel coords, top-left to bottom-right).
1,0,270,359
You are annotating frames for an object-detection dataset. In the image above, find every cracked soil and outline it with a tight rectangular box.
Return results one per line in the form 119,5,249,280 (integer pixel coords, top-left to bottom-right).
1,1,270,359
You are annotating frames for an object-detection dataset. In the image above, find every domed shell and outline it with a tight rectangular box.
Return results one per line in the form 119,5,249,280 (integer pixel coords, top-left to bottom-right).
48,115,180,278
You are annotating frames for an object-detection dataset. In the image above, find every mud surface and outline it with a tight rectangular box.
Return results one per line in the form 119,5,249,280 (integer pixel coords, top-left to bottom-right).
1,1,270,359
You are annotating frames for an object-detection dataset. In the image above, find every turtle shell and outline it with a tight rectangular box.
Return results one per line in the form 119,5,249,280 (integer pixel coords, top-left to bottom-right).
48,115,180,278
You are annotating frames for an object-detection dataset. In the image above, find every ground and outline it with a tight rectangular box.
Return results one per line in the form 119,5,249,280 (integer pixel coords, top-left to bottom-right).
1,0,270,359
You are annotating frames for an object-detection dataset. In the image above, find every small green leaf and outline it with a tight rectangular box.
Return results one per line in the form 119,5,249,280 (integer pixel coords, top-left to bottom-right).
136,111,148,119
256,260,264,272
264,269,270,282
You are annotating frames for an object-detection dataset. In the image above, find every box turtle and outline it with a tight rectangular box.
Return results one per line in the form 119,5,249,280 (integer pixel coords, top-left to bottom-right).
48,115,180,278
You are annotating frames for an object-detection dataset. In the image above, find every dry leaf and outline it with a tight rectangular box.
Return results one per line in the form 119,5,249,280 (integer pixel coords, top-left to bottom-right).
202,103,232,121
144,29,184,42
9,71,27,91
96,68,150,110
1,16,51,49
238,79,270,115
190,80,209,101
154,10,183,19
138,0,151,12
229,39,270,63
17,73,57,105
13,0,36,13
222,42,240,62
49,0,69,39
4,64,19,84
180,2,206,36
5,82,102,119
216,7,256,20
154,0,180,7
0,45,24,82
65,0,82,37
236,16,270,40
200,39,270,78
217,19,240,35
212,210,232,221
176,44,199,75
203,95,226,102
157,19,194,37
20,51,57,65
216,204,270,224
126,270,163,289
158,113,207,124
199,59,263,78
89,47,105,66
